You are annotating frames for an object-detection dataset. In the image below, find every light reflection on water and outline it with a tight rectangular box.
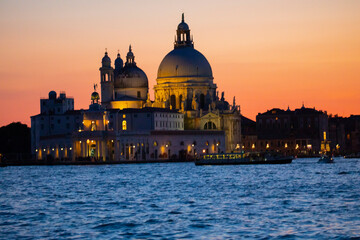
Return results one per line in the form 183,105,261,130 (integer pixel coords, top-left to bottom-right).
0,158,359,239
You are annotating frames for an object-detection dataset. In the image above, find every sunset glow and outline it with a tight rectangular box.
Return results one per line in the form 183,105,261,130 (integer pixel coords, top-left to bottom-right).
1,0,359,126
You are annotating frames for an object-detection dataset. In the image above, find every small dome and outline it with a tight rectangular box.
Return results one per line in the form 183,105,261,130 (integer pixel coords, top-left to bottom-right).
127,51,134,57
49,91,57,100
178,22,189,31
101,52,111,67
157,47,213,80
114,65,148,89
91,91,100,101
115,53,123,69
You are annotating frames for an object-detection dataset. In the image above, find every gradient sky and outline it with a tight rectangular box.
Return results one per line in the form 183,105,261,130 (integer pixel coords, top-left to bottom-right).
1,0,359,127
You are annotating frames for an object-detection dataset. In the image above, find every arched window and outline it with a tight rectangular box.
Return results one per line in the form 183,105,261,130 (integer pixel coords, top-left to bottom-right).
204,121,216,130
122,120,127,130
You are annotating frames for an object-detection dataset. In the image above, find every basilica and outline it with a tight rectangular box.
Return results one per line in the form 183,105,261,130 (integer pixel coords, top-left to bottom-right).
100,14,241,151
31,15,241,162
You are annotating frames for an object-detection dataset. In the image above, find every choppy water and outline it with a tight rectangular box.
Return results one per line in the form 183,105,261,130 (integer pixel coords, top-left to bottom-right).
1,158,360,239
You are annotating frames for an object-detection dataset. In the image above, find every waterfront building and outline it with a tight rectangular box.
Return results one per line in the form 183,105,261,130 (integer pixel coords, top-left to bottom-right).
329,115,360,155
31,91,81,160
31,90,225,161
241,105,329,156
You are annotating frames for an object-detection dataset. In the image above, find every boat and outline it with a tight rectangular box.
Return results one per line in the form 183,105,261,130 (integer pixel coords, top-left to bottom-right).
318,155,334,163
194,152,293,166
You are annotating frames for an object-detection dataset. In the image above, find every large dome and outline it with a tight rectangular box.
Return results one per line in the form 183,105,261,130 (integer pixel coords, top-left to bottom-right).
114,65,148,89
157,47,213,79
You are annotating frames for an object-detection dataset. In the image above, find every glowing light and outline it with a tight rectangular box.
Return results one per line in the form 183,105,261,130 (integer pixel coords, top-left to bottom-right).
86,139,90,144
307,144,312,149
35,149,38,152
165,144,168,147
295,144,299,149
52,148,55,151
191,144,194,147
61,148,63,151
79,141,82,143
266,143,269,149
43,149,46,151
252,143,255,149
111,140,114,143
285,143,288,148
202,149,206,153
69,147,72,150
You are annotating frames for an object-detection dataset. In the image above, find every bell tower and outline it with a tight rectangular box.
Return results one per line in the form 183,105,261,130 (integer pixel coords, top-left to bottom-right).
100,50,114,108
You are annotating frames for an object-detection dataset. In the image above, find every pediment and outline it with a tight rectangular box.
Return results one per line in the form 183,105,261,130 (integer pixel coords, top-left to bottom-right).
201,112,220,120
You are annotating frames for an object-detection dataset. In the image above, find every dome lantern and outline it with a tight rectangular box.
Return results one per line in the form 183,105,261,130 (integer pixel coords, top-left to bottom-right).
125,45,136,66
175,13,193,49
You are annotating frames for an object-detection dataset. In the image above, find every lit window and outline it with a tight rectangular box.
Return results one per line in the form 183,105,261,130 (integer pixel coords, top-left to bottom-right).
91,121,96,131
122,120,127,130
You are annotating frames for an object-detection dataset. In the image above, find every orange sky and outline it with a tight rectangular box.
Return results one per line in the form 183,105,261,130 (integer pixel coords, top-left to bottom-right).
1,0,359,127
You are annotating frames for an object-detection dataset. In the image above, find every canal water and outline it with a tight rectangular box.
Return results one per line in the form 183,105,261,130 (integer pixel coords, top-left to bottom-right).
1,158,359,239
